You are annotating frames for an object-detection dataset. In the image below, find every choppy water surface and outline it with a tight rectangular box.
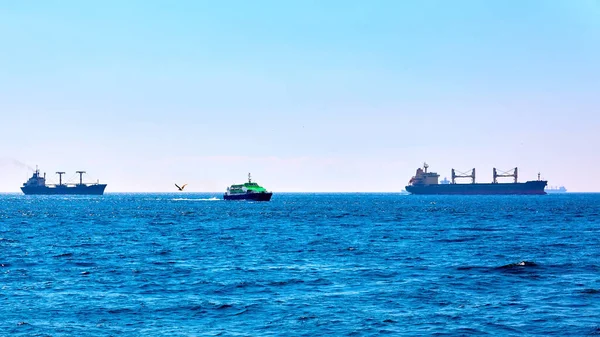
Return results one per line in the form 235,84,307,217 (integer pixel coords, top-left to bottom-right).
1,193,599,336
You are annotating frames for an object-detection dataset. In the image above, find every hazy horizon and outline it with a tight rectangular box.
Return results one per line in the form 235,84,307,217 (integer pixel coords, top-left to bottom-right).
0,157,593,193
1,1,599,193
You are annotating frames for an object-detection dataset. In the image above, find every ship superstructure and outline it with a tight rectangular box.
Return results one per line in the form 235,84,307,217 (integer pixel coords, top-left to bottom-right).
21,167,107,195
405,163,547,195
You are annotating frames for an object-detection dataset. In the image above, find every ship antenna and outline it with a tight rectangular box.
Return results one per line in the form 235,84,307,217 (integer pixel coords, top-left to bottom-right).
423,162,429,173
248,172,252,183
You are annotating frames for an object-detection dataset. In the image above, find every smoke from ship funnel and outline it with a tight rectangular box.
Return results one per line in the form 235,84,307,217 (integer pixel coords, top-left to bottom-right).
0,158,35,171
12,159,35,171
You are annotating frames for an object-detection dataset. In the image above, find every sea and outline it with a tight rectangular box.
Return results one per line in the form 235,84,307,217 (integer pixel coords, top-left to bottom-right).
0,193,599,336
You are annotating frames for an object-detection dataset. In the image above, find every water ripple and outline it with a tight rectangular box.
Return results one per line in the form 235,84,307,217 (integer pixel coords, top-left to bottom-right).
0,193,598,336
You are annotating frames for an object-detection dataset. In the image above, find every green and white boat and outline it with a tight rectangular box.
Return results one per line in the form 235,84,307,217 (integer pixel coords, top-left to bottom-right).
223,173,273,201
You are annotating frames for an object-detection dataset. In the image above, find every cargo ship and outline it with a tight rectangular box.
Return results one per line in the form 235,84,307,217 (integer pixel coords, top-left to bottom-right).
405,163,547,195
223,173,272,201
21,168,107,195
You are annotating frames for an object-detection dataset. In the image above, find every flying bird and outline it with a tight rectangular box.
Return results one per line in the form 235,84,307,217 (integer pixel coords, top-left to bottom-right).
175,183,187,191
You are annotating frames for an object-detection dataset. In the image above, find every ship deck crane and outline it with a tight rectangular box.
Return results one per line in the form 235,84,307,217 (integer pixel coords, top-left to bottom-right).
76,171,86,186
451,168,475,184
56,172,65,186
493,167,518,183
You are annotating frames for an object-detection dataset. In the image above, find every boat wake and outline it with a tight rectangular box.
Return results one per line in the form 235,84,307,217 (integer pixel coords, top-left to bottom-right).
172,197,220,201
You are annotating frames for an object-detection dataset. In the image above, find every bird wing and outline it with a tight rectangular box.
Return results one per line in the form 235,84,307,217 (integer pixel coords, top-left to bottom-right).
175,183,181,190
181,184,187,190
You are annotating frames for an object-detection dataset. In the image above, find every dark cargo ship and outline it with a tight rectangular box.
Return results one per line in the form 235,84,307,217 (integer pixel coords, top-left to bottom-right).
21,168,107,195
405,163,547,195
224,173,272,201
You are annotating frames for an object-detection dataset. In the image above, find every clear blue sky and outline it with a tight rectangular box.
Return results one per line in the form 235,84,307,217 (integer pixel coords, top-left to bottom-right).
1,0,599,192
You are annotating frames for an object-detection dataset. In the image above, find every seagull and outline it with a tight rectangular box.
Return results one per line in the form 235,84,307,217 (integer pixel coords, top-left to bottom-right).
175,183,187,191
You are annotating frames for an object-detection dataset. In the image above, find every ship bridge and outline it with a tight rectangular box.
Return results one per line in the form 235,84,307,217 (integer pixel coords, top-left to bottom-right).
409,163,440,186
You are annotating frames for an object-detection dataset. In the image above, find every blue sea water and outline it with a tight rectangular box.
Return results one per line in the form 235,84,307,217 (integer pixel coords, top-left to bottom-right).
0,193,599,336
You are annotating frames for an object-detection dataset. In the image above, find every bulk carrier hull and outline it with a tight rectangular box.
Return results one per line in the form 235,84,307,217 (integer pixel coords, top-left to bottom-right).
405,181,547,195
405,164,547,195
21,184,107,195
21,168,107,195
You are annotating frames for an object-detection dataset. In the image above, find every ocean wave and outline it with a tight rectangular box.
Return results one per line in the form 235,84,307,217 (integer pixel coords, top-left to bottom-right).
497,261,538,269
2,193,599,335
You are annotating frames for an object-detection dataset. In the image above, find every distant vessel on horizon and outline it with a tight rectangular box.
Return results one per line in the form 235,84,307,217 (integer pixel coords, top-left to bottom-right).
405,163,547,195
21,167,107,195
545,186,567,193
224,173,272,201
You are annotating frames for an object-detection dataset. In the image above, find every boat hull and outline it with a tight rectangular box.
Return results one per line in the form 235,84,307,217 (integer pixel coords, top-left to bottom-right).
21,184,107,195
223,192,272,201
405,181,547,195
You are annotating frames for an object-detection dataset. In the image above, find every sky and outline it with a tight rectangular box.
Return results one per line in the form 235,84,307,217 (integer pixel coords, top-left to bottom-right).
1,0,599,192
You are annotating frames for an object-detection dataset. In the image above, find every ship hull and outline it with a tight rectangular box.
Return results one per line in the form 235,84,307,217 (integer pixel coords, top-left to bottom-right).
223,192,272,201
21,184,107,195
405,181,547,195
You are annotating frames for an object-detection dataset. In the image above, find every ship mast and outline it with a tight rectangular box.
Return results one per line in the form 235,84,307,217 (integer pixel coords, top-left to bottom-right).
76,171,86,185
56,172,65,186
248,173,252,183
